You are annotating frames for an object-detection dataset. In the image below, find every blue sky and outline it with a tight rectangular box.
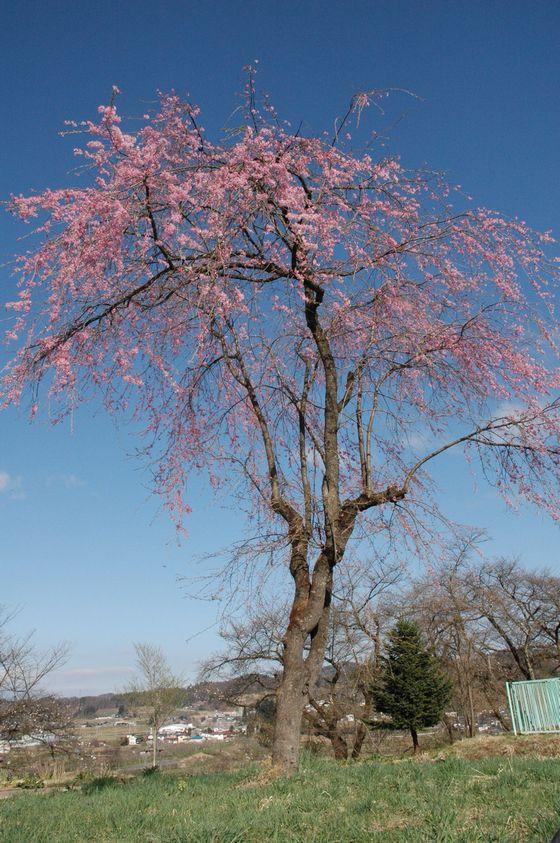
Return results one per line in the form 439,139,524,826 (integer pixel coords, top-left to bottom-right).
1,0,559,695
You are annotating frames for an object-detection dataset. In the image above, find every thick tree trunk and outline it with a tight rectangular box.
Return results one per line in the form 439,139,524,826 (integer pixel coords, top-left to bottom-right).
271,540,337,776
272,571,335,775
411,726,419,754
272,624,307,776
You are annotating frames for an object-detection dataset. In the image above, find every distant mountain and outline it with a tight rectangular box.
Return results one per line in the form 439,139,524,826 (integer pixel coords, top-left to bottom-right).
63,673,277,715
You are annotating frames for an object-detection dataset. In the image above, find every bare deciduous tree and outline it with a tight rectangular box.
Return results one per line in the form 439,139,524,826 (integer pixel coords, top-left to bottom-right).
408,547,560,735
406,534,488,737
126,643,184,768
0,608,71,751
471,559,558,680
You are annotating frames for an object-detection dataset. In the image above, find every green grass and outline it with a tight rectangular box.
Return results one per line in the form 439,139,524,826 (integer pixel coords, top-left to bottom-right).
1,755,559,842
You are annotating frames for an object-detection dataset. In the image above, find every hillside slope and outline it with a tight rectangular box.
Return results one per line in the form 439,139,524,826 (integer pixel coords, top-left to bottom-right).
1,753,559,842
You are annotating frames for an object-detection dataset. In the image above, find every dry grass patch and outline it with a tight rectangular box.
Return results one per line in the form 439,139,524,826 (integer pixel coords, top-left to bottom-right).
441,733,560,760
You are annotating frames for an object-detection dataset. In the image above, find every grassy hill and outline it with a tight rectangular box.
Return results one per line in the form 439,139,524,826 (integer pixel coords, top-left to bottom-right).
1,745,560,842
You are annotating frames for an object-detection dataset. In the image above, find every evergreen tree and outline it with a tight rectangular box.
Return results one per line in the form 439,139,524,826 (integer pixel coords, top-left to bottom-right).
373,620,452,753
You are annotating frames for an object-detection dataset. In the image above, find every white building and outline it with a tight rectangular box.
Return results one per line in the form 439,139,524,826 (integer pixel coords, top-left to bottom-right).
158,723,193,736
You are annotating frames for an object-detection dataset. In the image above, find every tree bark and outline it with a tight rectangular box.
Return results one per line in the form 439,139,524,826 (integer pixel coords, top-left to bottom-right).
272,621,307,776
272,547,335,775
351,721,368,759
330,731,349,760
152,724,157,768
411,726,419,754
492,707,511,732
467,684,476,737
443,714,455,744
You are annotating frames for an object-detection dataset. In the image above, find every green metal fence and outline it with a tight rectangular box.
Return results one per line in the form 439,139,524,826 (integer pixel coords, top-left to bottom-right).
506,678,560,735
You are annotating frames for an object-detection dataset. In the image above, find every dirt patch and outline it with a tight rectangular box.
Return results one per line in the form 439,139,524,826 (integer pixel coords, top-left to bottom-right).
369,816,418,832
179,752,213,766
236,758,286,789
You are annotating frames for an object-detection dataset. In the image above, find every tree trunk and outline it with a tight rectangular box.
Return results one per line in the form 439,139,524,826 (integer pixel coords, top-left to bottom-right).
152,724,157,767
330,731,348,760
442,714,455,744
272,623,307,776
351,721,368,759
272,554,335,776
523,645,536,680
493,708,511,732
410,726,419,754
467,684,476,737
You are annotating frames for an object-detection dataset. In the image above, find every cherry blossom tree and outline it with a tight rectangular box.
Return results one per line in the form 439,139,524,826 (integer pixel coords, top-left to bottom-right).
3,77,560,774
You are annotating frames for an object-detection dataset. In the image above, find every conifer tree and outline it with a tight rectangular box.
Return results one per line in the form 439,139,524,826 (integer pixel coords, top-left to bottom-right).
373,620,452,753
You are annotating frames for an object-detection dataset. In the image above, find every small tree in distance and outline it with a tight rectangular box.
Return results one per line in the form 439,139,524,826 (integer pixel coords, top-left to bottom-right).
373,620,452,754
0,607,72,755
126,643,184,768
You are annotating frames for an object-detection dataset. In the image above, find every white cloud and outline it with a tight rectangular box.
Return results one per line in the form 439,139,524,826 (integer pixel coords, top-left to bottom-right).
0,471,25,500
406,430,432,450
46,473,87,490
63,474,87,489
491,400,525,420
